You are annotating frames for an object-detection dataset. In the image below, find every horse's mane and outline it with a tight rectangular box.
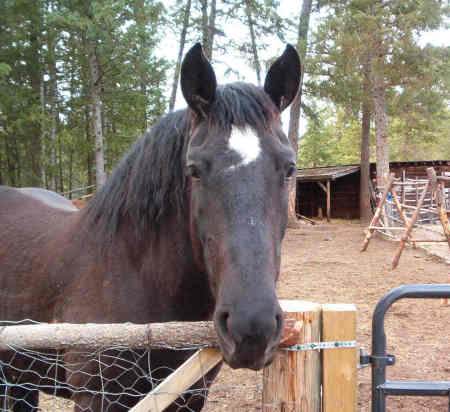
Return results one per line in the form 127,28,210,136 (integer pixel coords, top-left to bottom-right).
83,82,278,242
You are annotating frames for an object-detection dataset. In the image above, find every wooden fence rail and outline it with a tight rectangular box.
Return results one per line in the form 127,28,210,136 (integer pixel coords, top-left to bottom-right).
0,300,357,412
363,168,450,269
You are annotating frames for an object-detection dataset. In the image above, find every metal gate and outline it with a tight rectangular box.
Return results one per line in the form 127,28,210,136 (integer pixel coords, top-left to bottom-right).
360,284,450,411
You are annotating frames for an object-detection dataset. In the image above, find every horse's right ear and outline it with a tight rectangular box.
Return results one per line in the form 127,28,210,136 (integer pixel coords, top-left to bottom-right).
181,43,217,118
264,45,301,112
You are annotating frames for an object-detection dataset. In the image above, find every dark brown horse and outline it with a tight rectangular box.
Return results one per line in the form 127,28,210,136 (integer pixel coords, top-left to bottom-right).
0,43,301,411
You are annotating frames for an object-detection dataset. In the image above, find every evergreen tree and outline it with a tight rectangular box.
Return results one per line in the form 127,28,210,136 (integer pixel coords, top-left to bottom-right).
312,0,450,182
0,0,167,191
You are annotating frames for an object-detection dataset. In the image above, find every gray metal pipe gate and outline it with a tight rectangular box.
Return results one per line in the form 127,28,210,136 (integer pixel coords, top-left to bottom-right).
360,284,450,412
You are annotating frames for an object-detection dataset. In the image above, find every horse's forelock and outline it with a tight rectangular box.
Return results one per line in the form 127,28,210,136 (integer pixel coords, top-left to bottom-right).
210,83,278,133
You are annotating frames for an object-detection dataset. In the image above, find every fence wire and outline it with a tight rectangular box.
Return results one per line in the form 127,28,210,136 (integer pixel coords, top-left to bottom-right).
0,320,264,412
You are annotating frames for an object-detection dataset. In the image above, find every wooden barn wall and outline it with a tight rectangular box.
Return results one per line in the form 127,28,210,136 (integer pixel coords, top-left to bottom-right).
296,173,360,219
386,163,450,179
296,162,450,220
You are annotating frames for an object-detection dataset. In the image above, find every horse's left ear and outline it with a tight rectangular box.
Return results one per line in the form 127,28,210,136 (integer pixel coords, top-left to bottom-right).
181,43,217,118
264,45,301,112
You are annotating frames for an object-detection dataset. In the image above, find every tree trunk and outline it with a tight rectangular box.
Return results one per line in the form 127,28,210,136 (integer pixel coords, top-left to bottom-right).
58,132,64,192
88,40,106,187
200,0,210,59
244,0,261,86
85,87,94,192
0,144,3,185
40,73,47,187
4,131,17,186
168,0,191,112
200,0,216,60
403,131,410,160
27,6,43,186
0,112,4,185
373,70,389,186
48,32,58,191
132,0,149,131
360,59,372,224
103,103,108,170
68,149,74,197
287,0,313,228
208,0,217,59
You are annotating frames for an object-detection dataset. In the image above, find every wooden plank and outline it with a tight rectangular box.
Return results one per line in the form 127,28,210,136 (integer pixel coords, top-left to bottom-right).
262,301,322,412
396,203,439,214
427,167,450,249
392,180,430,269
410,239,449,243
437,175,450,182
321,304,357,412
317,181,327,193
298,214,317,225
361,175,395,251
401,170,406,205
369,226,405,230
129,348,222,412
327,179,331,222
390,187,417,248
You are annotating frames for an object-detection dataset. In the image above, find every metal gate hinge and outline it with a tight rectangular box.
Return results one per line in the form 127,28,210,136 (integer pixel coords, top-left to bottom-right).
359,347,395,368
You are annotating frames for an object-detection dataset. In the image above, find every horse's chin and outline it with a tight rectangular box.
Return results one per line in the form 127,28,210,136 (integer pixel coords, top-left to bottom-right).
219,343,277,371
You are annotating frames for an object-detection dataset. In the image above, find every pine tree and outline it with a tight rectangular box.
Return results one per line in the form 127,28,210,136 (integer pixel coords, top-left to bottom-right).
309,0,450,210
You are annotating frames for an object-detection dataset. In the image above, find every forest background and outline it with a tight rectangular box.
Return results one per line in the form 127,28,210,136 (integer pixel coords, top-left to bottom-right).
0,0,449,208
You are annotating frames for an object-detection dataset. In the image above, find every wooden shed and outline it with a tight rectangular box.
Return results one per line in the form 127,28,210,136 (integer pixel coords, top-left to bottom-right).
296,160,450,221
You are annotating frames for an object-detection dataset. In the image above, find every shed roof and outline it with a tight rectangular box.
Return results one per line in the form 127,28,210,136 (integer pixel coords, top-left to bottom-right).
296,165,360,182
296,160,450,183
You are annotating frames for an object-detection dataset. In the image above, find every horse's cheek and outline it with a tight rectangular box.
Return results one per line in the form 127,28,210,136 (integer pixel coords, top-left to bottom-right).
202,237,221,295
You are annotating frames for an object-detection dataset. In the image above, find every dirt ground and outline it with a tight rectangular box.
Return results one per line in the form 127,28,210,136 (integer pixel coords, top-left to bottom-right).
203,220,450,412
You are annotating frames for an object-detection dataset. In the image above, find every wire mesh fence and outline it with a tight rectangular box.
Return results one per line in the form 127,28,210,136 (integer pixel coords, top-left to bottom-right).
0,320,220,412
0,303,356,411
0,320,280,412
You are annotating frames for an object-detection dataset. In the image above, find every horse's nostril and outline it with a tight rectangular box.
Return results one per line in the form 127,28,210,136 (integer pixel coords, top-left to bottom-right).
276,312,283,331
218,311,229,329
275,311,284,343
216,310,235,349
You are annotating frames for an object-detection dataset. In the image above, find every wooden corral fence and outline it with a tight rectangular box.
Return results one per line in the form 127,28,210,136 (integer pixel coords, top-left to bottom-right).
362,168,450,269
0,300,357,412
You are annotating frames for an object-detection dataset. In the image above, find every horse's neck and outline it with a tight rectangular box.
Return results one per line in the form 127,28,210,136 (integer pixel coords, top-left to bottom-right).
137,219,215,322
78,215,215,323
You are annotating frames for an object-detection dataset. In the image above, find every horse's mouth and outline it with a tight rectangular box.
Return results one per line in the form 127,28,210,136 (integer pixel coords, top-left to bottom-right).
217,335,279,371
220,345,277,371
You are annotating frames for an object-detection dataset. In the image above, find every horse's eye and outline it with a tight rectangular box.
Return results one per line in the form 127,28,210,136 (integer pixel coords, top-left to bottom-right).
286,164,296,179
188,165,201,180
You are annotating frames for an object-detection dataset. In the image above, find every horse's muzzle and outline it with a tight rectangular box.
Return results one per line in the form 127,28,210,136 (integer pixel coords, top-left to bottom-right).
214,303,284,370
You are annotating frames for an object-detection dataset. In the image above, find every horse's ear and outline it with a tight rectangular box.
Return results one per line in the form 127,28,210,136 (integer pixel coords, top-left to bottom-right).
264,45,301,112
181,43,217,118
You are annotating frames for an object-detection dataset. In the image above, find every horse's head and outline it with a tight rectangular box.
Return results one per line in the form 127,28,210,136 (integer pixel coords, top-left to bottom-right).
181,44,301,370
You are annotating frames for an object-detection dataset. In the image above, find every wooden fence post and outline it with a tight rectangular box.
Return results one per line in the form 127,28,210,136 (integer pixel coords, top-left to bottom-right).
361,175,395,251
427,167,450,249
392,180,430,269
262,301,322,412
322,304,357,412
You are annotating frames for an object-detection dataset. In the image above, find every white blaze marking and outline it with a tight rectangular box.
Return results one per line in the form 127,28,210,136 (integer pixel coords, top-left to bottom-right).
228,126,261,168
